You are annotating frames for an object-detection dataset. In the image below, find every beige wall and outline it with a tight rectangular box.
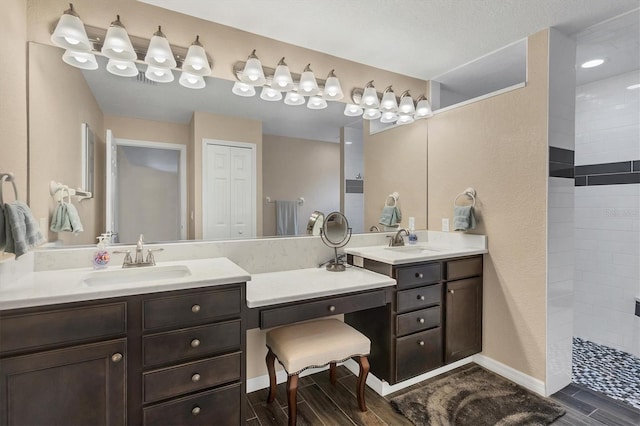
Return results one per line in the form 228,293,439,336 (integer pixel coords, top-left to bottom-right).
28,42,105,246
262,135,340,236
364,120,429,230
191,112,263,239
104,116,189,146
427,30,550,381
0,0,27,259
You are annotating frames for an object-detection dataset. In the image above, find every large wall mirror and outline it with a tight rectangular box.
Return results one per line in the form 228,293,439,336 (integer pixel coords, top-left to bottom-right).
28,41,367,247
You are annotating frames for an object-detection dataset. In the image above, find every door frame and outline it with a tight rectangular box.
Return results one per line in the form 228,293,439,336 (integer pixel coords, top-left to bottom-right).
110,137,187,240
202,138,257,240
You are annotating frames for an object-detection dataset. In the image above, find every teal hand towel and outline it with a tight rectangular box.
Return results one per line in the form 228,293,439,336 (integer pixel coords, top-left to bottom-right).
4,201,45,258
453,205,476,231
379,205,402,227
66,202,84,234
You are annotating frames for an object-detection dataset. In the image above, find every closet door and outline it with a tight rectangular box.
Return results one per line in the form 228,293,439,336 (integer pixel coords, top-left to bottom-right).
229,147,253,238
204,144,232,240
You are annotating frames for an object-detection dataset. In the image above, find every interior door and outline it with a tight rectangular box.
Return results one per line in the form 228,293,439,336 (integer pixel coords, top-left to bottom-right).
105,129,118,242
203,142,255,240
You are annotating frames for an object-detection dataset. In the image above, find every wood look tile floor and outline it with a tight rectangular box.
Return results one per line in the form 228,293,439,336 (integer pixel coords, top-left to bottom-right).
245,363,640,425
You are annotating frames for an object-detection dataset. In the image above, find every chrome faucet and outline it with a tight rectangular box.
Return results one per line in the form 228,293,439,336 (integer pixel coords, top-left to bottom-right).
369,225,380,232
388,228,409,247
114,234,163,268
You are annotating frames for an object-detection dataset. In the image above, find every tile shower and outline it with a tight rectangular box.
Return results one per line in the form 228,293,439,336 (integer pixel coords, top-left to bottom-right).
573,69,640,406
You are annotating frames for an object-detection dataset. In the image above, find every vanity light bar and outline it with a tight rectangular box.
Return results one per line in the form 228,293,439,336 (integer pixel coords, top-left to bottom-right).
232,61,330,90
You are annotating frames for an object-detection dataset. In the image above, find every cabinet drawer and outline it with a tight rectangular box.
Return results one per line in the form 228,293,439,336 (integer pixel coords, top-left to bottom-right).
396,306,440,336
396,284,441,313
144,287,241,330
0,302,126,354
395,328,443,382
143,382,241,426
143,352,241,403
143,320,241,367
260,290,385,329
395,263,441,289
446,256,482,281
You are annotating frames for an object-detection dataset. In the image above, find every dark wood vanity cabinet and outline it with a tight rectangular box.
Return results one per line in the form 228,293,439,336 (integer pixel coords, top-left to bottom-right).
0,283,246,426
346,254,483,384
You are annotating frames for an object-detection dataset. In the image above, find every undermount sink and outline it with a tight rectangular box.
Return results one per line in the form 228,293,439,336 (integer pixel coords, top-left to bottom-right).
384,245,442,254
82,264,192,286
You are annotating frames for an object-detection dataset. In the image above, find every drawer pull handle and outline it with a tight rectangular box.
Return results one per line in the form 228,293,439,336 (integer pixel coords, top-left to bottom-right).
111,353,123,363
191,304,201,313
190,339,201,348
192,406,201,416
417,318,425,324
417,295,425,301
418,340,425,346
416,273,424,278
191,373,201,382
328,305,336,312
449,289,455,295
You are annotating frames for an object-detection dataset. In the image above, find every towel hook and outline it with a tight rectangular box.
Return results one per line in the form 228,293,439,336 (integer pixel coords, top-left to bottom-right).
0,173,19,204
454,187,476,208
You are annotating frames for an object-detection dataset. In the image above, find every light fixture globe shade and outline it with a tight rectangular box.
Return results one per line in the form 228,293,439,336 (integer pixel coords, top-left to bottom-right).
362,108,382,120
183,41,211,77
272,64,294,92
415,98,433,118
284,91,305,106
179,72,206,89
51,11,91,51
102,20,136,61
380,89,398,112
144,28,177,68
62,50,98,70
145,65,174,83
323,75,343,101
298,67,320,96
361,86,380,108
260,87,283,102
396,114,415,125
232,81,256,97
380,111,398,123
240,56,266,86
398,93,415,114
106,59,138,77
307,96,327,110
344,104,364,117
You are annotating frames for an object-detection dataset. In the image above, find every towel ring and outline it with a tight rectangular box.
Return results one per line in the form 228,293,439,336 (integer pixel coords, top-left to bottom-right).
0,173,19,204
454,187,476,208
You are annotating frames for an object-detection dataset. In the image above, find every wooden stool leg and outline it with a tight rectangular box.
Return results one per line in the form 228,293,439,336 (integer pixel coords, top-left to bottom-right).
266,349,277,403
329,362,337,385
356,356,370,412
286,374,299,426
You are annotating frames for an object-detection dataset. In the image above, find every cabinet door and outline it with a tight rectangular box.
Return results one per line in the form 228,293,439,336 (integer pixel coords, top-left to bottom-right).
0,339,126,426
445,277,482,363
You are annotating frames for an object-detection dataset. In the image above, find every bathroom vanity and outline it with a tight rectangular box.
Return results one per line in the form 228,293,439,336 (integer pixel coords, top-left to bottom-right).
0,232,487,425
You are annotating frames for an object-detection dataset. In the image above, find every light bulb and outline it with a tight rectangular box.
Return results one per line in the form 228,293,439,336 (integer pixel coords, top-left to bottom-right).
64,36,79,45
116,64,127,70
75,56,88,63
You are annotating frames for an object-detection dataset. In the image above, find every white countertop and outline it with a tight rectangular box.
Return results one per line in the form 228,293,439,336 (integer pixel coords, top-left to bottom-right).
0,257,251,310
345,241,487,265
246,266,396,308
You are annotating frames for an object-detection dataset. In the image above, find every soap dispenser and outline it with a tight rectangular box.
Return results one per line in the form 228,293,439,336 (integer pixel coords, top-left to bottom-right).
93,234,111,269
408,217,418,244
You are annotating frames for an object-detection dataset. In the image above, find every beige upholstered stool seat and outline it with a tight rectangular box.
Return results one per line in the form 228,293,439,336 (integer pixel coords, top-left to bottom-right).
266,318,371,375
265,319,371,426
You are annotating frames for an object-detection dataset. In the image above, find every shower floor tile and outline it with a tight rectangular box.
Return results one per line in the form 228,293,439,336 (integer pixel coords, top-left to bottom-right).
572,337,640,410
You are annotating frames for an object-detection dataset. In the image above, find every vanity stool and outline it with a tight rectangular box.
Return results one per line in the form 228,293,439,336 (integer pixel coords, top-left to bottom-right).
265,318,371,426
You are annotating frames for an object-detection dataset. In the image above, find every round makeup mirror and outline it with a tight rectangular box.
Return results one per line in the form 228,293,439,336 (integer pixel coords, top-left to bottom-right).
320,211,352,272
306,211,325,236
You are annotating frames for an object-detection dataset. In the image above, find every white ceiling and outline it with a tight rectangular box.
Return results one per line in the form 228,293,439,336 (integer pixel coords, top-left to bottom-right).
139,0,639,80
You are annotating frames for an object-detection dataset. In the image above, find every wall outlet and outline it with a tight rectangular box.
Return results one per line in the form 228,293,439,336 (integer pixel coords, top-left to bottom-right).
442,218,450,232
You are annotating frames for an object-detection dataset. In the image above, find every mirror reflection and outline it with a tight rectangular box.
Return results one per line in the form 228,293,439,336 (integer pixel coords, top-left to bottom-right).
28,42,365,247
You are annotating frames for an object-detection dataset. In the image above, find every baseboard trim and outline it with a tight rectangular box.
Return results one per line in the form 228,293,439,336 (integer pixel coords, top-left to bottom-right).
473,354,546,396
343,357,474,397
246,365,329,393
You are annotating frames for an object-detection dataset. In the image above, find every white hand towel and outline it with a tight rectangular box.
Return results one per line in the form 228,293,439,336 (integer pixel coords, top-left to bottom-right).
276,200,298,236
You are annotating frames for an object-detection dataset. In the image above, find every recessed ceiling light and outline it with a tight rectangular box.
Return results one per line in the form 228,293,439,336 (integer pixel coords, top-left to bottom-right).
626,83,640,90
581,59,605,68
